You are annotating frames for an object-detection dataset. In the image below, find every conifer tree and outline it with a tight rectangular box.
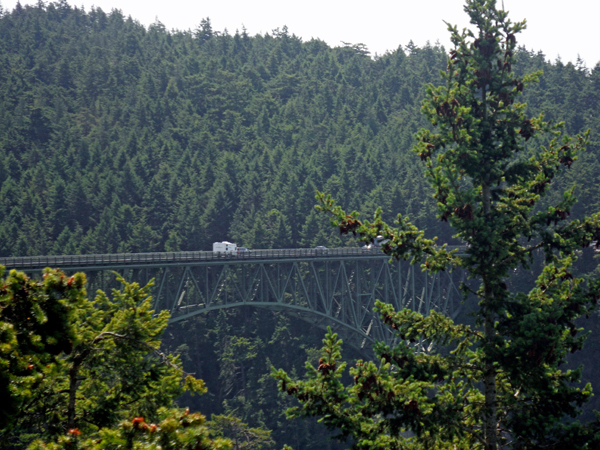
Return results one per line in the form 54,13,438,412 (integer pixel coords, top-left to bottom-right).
273,1,600,449
0,267,228,450
0,267,86,433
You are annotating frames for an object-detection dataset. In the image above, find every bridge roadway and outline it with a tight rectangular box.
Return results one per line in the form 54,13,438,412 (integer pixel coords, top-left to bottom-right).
0,246,465,351
0,246,466,271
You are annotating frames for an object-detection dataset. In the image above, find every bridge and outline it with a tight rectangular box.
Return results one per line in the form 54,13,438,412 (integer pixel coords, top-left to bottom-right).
0,247,465,350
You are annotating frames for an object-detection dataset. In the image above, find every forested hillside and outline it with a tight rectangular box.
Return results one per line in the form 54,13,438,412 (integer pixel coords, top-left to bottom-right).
1,2,600,449
1,2,600,256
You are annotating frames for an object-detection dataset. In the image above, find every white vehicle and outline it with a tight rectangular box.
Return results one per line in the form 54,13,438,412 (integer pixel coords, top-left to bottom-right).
213,241,237,254
373,235,389,246
363,235,389,250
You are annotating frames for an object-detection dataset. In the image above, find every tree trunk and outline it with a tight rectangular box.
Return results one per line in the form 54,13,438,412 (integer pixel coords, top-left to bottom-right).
482,181,497,450
484,308,497,450
67,360,80,429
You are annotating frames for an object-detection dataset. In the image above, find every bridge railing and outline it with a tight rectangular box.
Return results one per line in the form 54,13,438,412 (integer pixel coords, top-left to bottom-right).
0,245,466,270
0,246,468,351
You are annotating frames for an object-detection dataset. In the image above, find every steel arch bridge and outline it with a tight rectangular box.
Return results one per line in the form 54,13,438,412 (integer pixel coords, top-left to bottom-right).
0,247,465,350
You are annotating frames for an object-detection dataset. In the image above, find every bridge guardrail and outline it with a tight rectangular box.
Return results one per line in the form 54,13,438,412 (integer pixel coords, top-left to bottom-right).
0,245,466,270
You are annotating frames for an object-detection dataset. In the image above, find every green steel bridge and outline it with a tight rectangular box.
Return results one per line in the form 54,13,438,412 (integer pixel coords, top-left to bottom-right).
0,247,466,350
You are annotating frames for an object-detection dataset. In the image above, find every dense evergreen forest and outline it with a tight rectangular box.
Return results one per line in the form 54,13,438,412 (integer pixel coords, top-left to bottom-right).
1,1,600,448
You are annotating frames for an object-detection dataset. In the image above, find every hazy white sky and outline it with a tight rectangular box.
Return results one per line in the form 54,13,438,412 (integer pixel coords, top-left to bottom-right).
3,0,599,67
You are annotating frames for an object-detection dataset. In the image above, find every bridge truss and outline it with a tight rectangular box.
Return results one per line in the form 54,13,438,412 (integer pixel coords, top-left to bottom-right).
0,249,465,350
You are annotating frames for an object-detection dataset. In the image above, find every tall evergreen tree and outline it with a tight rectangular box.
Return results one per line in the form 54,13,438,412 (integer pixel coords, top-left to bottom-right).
274,1,600,449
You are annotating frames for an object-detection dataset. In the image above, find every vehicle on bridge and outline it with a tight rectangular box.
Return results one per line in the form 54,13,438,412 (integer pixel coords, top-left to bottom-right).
212,241,237,254
363,235,389,250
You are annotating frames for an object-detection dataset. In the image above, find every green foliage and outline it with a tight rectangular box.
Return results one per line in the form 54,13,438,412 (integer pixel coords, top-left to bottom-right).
2,1,600,448
0,0,451,256
208,414,275,449
26,408,231,450
0,267,86,432
274,1,600,449
0,8,597,250
273,327,477,450
163,309,350,450
0,269,227,449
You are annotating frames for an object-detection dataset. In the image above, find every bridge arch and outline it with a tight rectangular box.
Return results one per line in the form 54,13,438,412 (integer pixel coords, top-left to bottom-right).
168,301,386,351
0,248,465,351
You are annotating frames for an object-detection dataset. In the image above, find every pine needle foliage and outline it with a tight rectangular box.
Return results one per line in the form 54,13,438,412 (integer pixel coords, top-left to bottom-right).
0,268,227,450
273,1,600,449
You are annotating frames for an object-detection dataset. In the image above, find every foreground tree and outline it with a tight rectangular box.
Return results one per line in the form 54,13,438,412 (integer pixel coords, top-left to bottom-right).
274,1,600,449
0,267,230,450
0,268,86,434
27,408,232,450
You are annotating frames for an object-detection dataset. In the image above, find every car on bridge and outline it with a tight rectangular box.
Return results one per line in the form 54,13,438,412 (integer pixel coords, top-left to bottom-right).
314,245,328,254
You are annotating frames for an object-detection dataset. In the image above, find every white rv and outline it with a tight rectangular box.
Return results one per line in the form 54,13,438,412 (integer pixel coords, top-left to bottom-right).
363,235,389,250
213,241,237,254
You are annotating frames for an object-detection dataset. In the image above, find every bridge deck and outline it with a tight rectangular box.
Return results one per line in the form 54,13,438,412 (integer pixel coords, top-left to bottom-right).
0,246,467,351
0,246,465,271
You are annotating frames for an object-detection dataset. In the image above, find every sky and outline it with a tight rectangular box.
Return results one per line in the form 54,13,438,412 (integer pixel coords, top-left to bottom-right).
2,0,599,67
